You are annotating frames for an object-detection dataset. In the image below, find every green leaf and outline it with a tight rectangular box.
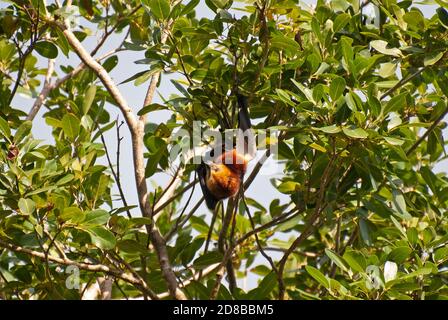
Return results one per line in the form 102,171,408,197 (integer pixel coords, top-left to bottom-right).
291,79,314,102
18,198,35,215
34,41,58,59
181,0,200,15
55,28,70,57
388,246,412,264
82,84,96,115
92,120,116,142
60,207,85,224
333,13,350,33
325,248,348,272
271,34,301,55
189,216,210,234
359,217,373,245
56,174,74,186
137,103,167,116
342,127,368,139
330,76,346,101
343,250,366,273
437,7,448,28
250,272,277,299
340,36,355,74
406,228,419,246
370,40,402,57
391,189,412,220
61,113,80,141
434,246,448,263
277,181,300,194
87,226,116,250
144,0,170,20
0,116,11,140
424,51,444,66
383,136,404,146
305,266,329,288
119,70,149,85
193,251,223,269
378,62,397,78
14,120,32,143
400,267,432,280
82,209,110,226
391,216,407,238
134,66,164,86
309,142,326,153
316,125,341,134
102,55,118,72
210,0,228,9
117,239,147,254
278,141,295,159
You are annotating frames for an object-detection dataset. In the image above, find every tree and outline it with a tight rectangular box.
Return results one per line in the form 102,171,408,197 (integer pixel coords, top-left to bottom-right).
1,0,448,300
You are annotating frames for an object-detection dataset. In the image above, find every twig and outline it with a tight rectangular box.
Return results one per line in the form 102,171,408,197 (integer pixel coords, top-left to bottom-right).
0,238,158,299
169,34,193,86
277,151,338,299
165,198,204,241
27,59,54,120
166,172,197,233
242,195,278,274
153,179,197,217
380,67,425,100
406,105,448,156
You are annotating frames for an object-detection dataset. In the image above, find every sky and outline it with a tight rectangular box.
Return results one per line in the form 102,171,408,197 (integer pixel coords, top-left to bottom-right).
5,0,446,292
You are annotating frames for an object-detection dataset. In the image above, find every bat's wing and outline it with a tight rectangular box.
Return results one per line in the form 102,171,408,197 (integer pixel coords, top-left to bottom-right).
237,94,251,131
197,161,219,210
236,94,256,160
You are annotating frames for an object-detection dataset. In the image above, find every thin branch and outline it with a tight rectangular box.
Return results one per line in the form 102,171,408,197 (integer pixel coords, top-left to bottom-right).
277,151,338,299
90,4,142,58
165,198,204,241
242,195,278,274
406,106,448,156
263,247,318,257
9,40,36,106
157,262,220,299
27,59,54,121
169,34,193,86
0,238,158,299
380,67,425,101
167,172,197,232
153,180,197,218
98,121,132,218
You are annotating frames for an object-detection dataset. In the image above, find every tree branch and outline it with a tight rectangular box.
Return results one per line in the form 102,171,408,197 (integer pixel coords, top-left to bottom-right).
406,106,448,156
55,22,186,300
27,59,54,121
0,238,158,299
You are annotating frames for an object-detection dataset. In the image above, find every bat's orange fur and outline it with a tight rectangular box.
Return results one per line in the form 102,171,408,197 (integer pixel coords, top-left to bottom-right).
204,150,248,200
206,164,241,200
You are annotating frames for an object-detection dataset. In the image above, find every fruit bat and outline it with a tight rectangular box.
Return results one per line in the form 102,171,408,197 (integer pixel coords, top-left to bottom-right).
197,94,254,210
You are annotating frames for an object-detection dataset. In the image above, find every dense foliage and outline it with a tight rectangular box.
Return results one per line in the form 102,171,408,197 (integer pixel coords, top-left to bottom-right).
1,0,448,300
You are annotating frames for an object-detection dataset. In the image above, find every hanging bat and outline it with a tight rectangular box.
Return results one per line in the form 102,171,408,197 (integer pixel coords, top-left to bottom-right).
197,94,254,210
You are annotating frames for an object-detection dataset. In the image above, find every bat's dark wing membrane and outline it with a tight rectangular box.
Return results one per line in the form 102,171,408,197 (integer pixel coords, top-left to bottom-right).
236,94,256,159
237,94,251,131
196,162,219,210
